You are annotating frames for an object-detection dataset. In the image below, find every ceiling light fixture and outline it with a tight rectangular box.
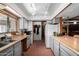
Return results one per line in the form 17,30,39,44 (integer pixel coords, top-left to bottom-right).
31,4,36,11
45,12,47,15
74,21,77,24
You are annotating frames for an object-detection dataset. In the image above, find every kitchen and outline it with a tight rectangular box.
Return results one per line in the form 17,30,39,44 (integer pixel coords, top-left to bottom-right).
0,3,79,56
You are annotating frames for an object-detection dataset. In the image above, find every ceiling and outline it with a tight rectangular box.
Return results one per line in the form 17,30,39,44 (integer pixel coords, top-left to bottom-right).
15,3,62,20
57,3,79,20
4,3,70,21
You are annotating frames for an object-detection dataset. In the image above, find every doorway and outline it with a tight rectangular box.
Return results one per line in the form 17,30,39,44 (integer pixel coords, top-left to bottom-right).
33,22,42,41
32,21,46,42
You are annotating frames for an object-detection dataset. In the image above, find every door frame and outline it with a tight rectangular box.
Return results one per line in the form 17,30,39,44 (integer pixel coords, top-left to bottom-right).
32,21,34,43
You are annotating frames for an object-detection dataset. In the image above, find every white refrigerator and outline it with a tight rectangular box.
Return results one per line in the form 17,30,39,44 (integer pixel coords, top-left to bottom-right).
45,23,60,48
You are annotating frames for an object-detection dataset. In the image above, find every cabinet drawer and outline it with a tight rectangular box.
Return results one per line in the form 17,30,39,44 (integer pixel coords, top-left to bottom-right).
60,44,77,56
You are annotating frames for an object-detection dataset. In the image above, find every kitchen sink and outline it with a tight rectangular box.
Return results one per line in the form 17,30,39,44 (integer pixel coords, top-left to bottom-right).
0,40,16,48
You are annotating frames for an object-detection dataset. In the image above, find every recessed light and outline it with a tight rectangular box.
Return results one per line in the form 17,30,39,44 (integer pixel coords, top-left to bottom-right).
74,21,77,24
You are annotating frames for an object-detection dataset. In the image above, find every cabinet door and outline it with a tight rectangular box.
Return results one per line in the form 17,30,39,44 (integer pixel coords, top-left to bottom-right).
54,39,59,56
27,36,31,48
60,48,69,56
6,51,13,56
14,41,22,56
14,46,21,56
27,39,30,48
50,37,54,51
60,44,77,56
30,33,33,44
0,46,13,56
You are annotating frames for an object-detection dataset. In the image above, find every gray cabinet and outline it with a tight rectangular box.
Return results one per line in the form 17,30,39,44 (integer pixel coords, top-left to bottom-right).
50,37,78,56
30,32,33,44
0,46,13,56
53,39,60,56
6,51,13,56
50,36,54,51
13,41,22,56
60,47,69,56
27,35,31,48
0,41,22,56
60,44,77,56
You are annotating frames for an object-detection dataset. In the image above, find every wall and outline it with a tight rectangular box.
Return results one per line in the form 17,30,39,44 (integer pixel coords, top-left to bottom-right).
27,21,32,31
19,17,24,29
24,20,28,29
33,22,42,40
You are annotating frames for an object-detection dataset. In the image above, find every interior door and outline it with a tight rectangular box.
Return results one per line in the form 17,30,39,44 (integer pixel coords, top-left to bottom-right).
33,22,42,40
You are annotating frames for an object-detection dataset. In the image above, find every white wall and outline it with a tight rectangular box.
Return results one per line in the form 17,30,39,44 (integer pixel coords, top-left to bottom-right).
24,20,28,29
19,17,24,29
34,22,42,40
27,21,32,31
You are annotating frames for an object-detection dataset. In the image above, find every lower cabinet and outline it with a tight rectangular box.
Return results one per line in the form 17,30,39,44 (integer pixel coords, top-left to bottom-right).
50,37,78,56
50,37,54,51
27,36,31,48
6,51,13,56
0,41,22,56
0,46,13,56
60,47,69,56
60,44,77,56
13,41,22,56
53,39,60,56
